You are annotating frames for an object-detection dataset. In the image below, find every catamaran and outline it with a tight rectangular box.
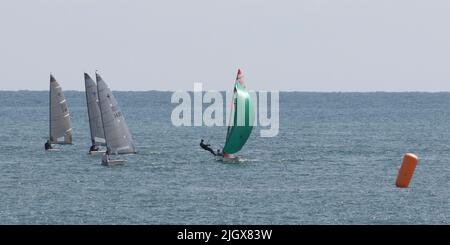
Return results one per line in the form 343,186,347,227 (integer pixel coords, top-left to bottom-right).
218,69,254,162
45,74,72,151
84,73,106,154
96,72,136,166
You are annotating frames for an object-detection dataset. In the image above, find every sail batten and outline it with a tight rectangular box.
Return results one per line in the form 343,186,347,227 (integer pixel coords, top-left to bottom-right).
84,73,106,146
96,73,136,155
49,75,72,144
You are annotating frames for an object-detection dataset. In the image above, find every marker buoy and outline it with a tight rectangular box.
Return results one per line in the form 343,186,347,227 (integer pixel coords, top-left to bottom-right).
395,153,419,188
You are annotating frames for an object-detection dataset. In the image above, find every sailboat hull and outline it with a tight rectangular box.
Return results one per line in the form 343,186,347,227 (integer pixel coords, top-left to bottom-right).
45,148,61,152
101,159,127,166
215,153,240,163
88,150,107,155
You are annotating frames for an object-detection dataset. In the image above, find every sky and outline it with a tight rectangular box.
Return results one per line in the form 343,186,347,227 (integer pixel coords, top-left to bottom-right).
0,0,449,91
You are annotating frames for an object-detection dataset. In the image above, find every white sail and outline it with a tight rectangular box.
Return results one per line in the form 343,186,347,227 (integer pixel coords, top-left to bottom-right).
96,73,136,154
84,73,106,146
49,74,72,144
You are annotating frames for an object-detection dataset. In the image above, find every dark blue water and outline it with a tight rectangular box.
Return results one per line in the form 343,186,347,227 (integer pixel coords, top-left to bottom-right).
0,91,449,224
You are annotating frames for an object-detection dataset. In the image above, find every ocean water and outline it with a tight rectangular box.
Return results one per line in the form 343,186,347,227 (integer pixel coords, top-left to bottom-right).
0,91,449,224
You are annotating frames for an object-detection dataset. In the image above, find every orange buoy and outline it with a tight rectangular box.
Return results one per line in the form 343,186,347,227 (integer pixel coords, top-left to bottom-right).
395,153,419,188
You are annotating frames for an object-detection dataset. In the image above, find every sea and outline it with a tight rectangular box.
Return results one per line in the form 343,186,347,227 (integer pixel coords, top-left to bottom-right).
0,91,449,224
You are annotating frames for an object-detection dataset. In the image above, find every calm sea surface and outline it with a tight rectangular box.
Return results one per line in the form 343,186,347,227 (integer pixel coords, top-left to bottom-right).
0,91,449,224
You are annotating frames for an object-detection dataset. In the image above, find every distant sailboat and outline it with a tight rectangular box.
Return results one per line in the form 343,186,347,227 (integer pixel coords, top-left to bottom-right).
45,74,72,151
84,73,106,154
96,72,136,165
220,69,254,162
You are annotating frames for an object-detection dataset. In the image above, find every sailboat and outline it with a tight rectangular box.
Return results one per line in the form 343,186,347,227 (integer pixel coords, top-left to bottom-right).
219,69,254,162
45,74,72,151
84,73,106,154
96,72,136,166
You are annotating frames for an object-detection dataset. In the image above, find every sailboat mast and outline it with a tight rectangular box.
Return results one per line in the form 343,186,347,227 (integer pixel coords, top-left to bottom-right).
226,92,236,140
225,69,241,142
49,74,52,141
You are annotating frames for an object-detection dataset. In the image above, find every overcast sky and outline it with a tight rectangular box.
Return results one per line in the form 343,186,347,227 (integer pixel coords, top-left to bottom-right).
0,0,449,91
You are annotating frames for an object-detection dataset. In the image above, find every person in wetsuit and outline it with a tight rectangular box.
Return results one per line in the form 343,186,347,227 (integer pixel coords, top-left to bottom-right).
44,140,52,150
216,149,224,157
102,150,110,164
200,139,216,156
89,144,99,153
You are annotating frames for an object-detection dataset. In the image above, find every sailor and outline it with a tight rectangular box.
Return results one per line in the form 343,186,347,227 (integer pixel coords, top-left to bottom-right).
89,144,99,153
216,149,224,157
44,140,53,150
102,150,110,163
200,139,216,156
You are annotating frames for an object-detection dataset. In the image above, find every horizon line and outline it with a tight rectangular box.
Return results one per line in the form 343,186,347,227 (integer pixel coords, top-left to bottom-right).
3,89,450,93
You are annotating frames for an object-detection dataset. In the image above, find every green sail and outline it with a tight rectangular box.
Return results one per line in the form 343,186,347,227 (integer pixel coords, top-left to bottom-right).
223,82,254,154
